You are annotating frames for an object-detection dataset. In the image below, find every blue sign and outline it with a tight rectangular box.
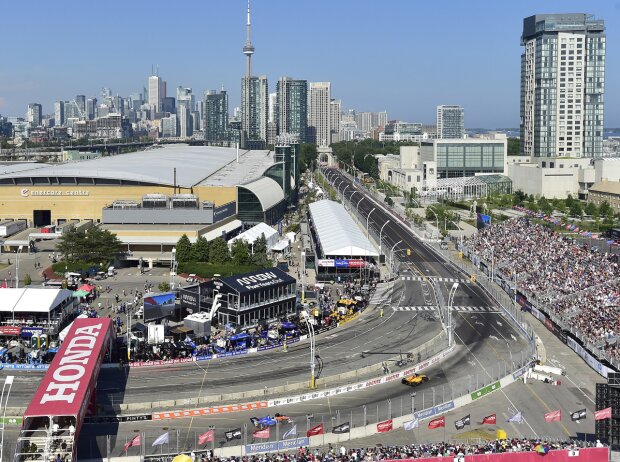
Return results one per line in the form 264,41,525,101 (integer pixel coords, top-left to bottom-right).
246,437,309,455
1,363,49,370
20,327,44,337
334,259,348,268
414,401,454,421
214,201,236,223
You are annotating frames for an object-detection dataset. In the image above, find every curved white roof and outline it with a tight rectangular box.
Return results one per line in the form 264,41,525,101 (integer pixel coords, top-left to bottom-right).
0,288,73,314
309,200,379,257
0,145,273,188
238,177,285,211
228,222,278,248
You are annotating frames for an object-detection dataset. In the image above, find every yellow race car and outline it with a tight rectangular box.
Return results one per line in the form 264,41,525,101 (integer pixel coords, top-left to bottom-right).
401,373,430,387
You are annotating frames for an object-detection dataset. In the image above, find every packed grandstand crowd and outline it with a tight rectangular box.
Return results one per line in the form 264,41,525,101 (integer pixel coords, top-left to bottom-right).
149,438,604,462
466,217,620,361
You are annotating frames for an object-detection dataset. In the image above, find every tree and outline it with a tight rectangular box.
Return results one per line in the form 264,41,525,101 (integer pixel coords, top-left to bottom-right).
300,143,318,171
190,236,210,262
507,137,520,156
569,200,583,218
209,237,230,264
252,233,270,267
512,190,527,206
231,239,251,265
24,274,32,286
56,227,122,263
584,202,599,218
158,282,171,292
384,196,394,207
537,197,554,216
175,234,192,263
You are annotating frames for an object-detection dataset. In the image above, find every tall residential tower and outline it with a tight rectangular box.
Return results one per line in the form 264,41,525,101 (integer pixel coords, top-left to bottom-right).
436,105,464,139
520,14,605,158
309,82,331,146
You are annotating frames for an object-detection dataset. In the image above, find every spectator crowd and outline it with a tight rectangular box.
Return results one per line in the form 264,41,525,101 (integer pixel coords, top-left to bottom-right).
466,217,620,362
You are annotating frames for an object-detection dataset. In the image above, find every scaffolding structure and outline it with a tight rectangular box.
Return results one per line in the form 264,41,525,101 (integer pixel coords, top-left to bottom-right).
421,174,512,202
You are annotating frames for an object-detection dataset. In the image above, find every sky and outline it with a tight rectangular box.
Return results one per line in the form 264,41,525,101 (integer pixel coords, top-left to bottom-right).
0,0,618,128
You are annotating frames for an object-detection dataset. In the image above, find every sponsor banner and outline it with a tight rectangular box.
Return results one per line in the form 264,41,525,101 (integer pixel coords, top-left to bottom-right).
85,414,151,424
0,326,21,336
0,416,23,425
1,363,49,370
318,259,335,268
348,259,365,268
246,437,309,455
566,337,612,378
334,259,349,268
414,401,455,421
512,365,530,381
20,326,44,337
380,447,609,462
213,201,236,223
544,318,567,344
471,381,501,401
131,357,194,368
152,401,268,421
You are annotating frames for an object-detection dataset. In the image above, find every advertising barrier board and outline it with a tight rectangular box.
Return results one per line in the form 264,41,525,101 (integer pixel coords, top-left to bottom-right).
470,381,501,401
246,437,309,455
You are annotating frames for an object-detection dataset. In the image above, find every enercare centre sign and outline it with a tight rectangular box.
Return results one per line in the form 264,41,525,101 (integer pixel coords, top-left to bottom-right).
20,188,90,197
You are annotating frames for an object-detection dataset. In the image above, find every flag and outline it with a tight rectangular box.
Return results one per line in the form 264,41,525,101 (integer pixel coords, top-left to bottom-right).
454,414,471,430
506,411,523,423
123,435,141,452
544,410,562,422
152,432,169,447
332,422,350,434
595,407,612,421
253,428,270,439
307,423,324,437
225,428,242,441
480,414,496,425
403,419,419,431
428,416,445,429
377,419,393,433
570,409,586,422
198,430,214,445
282,424,297,439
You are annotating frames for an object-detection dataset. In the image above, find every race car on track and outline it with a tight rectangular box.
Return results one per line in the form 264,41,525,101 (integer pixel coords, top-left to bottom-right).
250,413,292,428
401,373,430,387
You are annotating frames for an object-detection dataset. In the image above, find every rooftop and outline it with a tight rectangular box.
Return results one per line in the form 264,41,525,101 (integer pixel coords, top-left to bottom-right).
589,180,620,195
0,145,274,188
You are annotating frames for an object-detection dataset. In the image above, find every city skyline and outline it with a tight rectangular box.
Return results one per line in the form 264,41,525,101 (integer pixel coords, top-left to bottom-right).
0,0,618,128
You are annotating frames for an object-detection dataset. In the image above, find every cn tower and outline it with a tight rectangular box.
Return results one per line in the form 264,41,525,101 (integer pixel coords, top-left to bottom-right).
242,0,255,78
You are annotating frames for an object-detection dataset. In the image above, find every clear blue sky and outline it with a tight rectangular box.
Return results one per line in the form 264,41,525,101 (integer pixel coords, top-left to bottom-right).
0,0,618,128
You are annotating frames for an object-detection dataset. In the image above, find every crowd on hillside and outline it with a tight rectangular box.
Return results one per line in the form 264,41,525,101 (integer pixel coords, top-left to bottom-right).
147,438,603,462
466,217,620,361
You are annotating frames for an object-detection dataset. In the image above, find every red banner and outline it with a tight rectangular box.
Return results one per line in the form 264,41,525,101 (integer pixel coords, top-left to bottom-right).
198,430,214,444
380,447,609,462
348,259,365,268
0,326,21,336
428,416,445,429
481,414,496,425
545,410,562,422
307,423,324,437
377,419,393,433
594,407,611,420
123,434,141,452
253,428,270,439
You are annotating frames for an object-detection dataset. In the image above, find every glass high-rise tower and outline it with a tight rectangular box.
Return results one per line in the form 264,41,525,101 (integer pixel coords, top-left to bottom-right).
276,77,308,142
520,14,605,158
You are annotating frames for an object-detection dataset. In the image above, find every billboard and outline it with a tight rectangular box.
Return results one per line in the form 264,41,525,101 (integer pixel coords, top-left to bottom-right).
476,213,492,230
143,292,177,322
213,201,236,223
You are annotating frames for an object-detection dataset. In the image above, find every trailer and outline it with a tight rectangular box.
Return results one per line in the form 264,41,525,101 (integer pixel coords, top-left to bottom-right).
0,220,27,237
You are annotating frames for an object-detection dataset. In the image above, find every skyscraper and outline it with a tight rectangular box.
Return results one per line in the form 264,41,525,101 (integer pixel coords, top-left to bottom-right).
86,98,97,120
75,95,86,118
436,105,464,139
329,99,341,143
148,74,162,116
26,103,42,127
204,89,229,143
309,82,331,146
276,77,308,142
54,101,65,127
520,13,605,158
176,87,194,139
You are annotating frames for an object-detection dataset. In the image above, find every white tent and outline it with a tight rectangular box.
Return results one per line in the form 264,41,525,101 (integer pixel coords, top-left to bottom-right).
227,222,279,252
0,288,73,314
308,200,379,257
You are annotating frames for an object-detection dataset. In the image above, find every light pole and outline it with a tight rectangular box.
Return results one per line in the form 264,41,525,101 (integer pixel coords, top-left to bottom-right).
356,196,365,210
379,220,391,256
0,375,15,462
343,185,350,208
170,247,177,290
410,391,416,415
366,207,376,240
301,311,316,389
450,220,464,249
301,251,306,304
389,240,403,278
427,206,439,240
447,283,459,347
15,245,23,288
482,238,494,282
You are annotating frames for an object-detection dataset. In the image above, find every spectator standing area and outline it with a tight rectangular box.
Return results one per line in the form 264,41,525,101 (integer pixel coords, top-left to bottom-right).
179,267,297,329
308,200,379,282
14,318,115,462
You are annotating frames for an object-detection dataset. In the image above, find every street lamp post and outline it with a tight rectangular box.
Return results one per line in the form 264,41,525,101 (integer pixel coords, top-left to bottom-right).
356,196,365,210
15,245,23,288
343,185,350,208
301,311,316,388
447,283,459,347
0,375,15,462
379,220,391,256
482,238,494,282
389,240,403,278
170,247,177,290
450,220,464,249
366,208,376,240
427,207,439,240
410,391,416,415
301,251,306,304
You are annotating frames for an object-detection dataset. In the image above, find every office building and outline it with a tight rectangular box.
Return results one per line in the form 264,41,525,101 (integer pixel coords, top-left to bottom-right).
176,87,194,139
308,82,331,146
329,99,341,143
161,115,177,138
276,77,308,142
379,121,423,142
520,13,606,158
26,103,42,127
162,97,175,114
86,98,97,120
75,95,86,118
241,75,268,146
204,89,229,144
436,105,464,139
54,101,65,127
148,74,162,115
268,92,277,124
